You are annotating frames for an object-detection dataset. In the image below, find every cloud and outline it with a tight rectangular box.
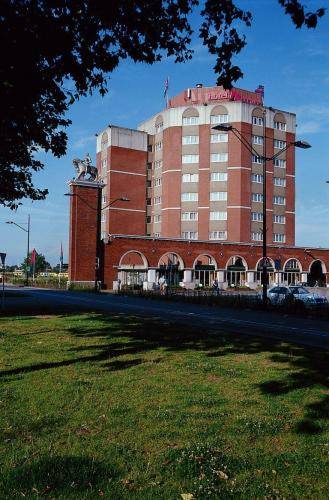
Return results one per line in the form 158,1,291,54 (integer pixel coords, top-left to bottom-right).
294,104,329,135
71,134,95,150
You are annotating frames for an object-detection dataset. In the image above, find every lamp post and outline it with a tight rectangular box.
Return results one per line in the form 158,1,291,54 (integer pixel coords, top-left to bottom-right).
212,122,311,305
6,215,30,286
65,193,130,290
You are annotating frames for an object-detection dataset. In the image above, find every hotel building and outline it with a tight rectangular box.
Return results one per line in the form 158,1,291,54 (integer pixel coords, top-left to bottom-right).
96,84,296,246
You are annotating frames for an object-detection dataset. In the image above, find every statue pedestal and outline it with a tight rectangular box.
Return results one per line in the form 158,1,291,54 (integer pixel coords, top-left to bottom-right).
68,179,104,287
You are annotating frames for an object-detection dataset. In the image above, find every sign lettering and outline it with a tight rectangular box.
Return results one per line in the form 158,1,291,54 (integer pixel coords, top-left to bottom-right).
207,88,263,106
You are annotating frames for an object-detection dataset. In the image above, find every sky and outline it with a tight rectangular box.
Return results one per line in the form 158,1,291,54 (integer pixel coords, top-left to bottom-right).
1,0,329,266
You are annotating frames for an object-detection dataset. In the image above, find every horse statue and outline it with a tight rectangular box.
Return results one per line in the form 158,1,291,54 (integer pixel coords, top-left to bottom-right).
72,153,98,182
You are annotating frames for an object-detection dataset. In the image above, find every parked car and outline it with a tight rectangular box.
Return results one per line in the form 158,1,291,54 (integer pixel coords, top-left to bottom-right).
267,285,328,307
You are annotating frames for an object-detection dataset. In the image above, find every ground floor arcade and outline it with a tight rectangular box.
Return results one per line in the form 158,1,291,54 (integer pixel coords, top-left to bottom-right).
100,236,329,290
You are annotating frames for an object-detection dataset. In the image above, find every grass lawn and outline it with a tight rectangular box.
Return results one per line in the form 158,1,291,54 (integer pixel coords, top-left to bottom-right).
0,312,328,499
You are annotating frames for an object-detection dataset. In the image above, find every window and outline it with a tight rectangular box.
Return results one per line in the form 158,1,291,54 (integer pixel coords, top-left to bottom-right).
274,139,286,149
182,135,199,145
154,177,162,187
181,192,198,202
273,233,285,243
252,173,263,183
182,154,199,164
251,232,263,241
154,214,161,223
154,196,162,205
273,214,286,224
154,160,163,169
182,231,198,240
252,155,262,164
209,231,227,240
155,122,163,133
210,114,229,124
274,177,286,187
252,212,263,221
252,135,264,145
182,116,199,125
273,195,285,205
147,162,152,170
181,212,198,221
154,232,161,237
274,121,286,131
146,216,151,224
102,195,107,204
252,116,264,126
211,153,228,162
274,158,286,168
155,141,163,151
252,193,263,202
210,211,227,220
211,133,228,143
101,133,108,149
182,173,199,183
211,172,227,182
210,191,227,201
147,144,153,152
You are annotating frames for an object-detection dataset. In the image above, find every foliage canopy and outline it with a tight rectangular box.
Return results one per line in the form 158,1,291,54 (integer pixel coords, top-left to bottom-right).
0,0,325,208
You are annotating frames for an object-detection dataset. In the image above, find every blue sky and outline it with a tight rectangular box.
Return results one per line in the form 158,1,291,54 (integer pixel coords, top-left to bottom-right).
1,0,329,265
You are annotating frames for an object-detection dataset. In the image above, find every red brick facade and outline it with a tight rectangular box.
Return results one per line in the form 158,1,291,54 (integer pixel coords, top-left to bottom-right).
68,181,329,289
68,181,100,283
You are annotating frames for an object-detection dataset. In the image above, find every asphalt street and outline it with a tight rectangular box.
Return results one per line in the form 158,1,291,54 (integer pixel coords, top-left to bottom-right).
2,286,329,349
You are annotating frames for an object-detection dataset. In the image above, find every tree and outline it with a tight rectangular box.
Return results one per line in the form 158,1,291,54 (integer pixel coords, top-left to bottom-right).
0,1,325,208
21,252,50,274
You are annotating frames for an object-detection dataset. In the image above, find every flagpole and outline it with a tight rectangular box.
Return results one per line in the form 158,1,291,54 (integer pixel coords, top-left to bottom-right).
59,242,63,289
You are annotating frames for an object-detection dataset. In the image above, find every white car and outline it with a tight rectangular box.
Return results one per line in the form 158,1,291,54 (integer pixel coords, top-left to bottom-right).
267,285,328,307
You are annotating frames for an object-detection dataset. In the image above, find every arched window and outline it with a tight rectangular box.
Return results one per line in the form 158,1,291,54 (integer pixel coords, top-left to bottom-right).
157,253,185,286
226,256,247,287
193,254,217,288
273,112,287,132
256,258,275,286
182,107,199,126
283,258,302,285
101,132,108,149
252,107,265,127
210,104,229,125
155,115,164,134
118,251,148,288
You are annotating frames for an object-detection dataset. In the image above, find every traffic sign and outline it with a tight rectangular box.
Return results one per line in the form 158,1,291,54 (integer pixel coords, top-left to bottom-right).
0,253,6,267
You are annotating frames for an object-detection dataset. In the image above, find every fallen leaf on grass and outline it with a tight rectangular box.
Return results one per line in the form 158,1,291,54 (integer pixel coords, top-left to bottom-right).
121,478,134,489
215,470,228,480
75,428,91,436
207,375,222,382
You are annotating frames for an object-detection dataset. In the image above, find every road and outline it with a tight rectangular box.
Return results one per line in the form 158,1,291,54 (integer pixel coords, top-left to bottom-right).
2,286,329,349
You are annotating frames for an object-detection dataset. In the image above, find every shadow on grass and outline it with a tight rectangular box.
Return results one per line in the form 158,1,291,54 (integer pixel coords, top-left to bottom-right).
2,456,117,498
1,311,328,436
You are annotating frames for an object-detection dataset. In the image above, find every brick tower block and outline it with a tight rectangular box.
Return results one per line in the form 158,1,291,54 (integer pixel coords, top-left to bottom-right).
68,180,102,286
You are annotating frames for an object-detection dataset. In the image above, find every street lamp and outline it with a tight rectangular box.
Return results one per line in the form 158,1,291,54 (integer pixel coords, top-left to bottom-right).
6,215,31,286
212,122,311,306
65,192,130,290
